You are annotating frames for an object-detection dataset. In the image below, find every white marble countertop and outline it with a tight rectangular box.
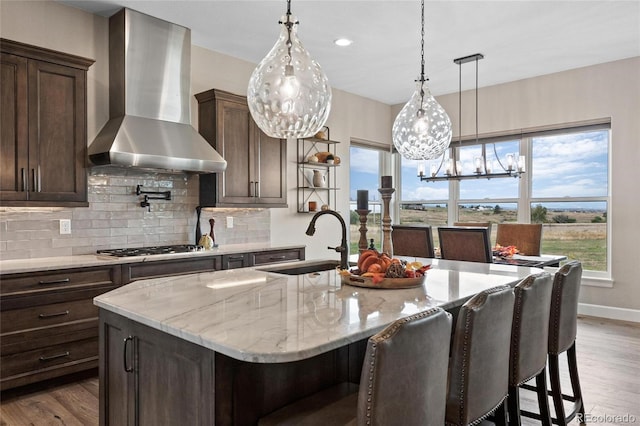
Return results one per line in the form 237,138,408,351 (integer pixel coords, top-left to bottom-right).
94,258,543,363
0,243,305,275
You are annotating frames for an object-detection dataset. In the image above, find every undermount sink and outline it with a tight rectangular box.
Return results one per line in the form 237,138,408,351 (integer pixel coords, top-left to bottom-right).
260,260,341,276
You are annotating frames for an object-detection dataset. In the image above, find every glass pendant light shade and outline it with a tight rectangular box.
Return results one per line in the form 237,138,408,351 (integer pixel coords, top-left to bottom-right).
248,15,332,139
392,81,452,160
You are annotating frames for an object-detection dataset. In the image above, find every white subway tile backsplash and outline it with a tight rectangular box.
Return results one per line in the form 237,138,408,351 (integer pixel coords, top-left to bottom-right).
1,171,270,259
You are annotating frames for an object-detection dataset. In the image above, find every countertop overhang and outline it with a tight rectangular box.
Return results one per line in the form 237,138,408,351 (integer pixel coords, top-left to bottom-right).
93,258,543,363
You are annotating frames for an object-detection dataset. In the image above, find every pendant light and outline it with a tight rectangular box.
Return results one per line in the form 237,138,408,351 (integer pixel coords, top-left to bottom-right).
417,53,526,182
248,0,332,139
392,0,452,160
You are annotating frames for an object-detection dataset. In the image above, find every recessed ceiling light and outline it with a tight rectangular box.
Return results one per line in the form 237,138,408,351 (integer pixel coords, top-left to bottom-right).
334,38,353,47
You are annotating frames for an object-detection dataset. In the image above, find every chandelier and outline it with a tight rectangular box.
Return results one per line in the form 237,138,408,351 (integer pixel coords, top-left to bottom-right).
247,0,332,139
418,53,525,182
392,0,452,161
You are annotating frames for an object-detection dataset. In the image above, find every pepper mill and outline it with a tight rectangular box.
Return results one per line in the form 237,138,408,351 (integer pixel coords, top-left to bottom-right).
209,218,218,247
195,206,202,245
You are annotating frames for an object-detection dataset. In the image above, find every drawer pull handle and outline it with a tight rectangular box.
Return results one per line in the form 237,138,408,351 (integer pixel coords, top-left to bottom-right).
39,351,70,362
39,310,69,319
228,255,245,260
123,336,134,373
269,256,287,260
38,278,70,285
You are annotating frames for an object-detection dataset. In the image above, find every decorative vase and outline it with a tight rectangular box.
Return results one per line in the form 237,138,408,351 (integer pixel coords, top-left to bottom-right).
312,170,327,188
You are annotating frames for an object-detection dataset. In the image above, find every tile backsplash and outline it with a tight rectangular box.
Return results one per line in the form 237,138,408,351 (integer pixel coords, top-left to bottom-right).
0,167,270,261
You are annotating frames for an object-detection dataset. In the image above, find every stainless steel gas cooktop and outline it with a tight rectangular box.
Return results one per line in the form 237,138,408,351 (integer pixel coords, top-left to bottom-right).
97,244,204,257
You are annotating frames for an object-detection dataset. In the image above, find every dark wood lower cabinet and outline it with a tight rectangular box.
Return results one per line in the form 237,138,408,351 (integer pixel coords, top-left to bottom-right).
100,309,365,426
0,265,121,391
100,310,215,426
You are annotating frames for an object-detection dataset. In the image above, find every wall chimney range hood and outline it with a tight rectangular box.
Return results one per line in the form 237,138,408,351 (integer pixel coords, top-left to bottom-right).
88,8,226,173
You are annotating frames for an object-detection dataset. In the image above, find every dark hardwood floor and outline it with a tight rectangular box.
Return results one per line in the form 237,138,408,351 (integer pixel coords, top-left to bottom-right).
1,317,638,425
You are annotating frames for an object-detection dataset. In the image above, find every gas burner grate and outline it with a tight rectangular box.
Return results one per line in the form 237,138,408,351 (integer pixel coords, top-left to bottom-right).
97,244,204,257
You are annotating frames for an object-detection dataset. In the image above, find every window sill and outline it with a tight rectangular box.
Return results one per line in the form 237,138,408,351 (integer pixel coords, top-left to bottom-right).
581,275,614,288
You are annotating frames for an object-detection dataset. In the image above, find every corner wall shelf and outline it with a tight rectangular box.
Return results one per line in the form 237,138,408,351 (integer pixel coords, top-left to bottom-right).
297,127,340,213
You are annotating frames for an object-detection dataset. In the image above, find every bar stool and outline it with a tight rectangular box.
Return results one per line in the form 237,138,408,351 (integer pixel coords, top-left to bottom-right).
547,261,585,425
259,307,453,426
507,272,554,426
445,285,515,426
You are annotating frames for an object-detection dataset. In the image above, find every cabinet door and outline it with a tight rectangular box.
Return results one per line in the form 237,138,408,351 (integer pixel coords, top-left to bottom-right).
254,124,287,206
217,97,255,204
99,311,135,426
0,52,28,202
133,320,215,425
27,59,87,203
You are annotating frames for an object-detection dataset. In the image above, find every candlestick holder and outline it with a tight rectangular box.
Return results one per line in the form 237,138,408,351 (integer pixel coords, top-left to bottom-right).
355,209,371,253
378,187,395,256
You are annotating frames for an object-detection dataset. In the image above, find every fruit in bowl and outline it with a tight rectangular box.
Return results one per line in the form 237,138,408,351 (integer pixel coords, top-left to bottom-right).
348,249,431,284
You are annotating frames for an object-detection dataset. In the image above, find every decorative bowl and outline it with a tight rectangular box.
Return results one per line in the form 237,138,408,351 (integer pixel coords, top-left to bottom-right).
341,274,426,289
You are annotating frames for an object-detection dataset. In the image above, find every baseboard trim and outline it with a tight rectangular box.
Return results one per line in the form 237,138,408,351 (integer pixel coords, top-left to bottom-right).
578,303,640,323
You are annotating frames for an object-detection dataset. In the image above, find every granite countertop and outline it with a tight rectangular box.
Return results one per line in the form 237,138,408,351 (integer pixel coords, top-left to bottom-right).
94,258,542,364
0,243,305,275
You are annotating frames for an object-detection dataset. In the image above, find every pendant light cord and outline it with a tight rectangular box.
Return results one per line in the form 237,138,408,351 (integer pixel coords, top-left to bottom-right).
280,0,298,69
418,0,426,111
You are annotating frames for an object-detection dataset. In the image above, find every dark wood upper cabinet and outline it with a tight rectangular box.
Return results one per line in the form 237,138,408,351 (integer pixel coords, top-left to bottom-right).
0,39,94,207
196,89,287,208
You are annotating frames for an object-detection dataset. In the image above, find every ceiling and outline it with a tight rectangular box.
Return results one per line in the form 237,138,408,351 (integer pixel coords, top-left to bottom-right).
58,0,640,105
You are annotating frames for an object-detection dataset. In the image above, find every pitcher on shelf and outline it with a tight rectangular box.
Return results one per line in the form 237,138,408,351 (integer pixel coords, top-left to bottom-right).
312,169,327,188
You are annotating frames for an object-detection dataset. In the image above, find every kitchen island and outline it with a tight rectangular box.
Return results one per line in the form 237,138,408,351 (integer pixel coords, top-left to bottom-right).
94,259,542,425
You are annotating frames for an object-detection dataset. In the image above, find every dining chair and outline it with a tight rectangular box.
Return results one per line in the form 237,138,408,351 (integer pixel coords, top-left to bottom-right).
259,307,453,426
453,221,492,234
507,272,554,426
496,223,543,256
446,285,515,426
438,226,493,263
391,224,436,258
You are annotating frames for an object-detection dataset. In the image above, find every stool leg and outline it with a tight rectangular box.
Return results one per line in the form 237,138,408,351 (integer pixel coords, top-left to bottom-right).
567,343,586,425
507,385,521,426
549,354,567,426
494,400,508,426
535,369,552,426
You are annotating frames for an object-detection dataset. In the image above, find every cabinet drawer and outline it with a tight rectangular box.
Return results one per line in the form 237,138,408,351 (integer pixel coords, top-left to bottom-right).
123,256,221,283
1,318,98,355
1,297,99,335
1,336,98,382
252,248,305,266
0,265,121,297
222,253,251,270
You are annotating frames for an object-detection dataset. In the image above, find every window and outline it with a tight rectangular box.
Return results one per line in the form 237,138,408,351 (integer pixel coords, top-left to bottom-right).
398,123,611,274
349,143,389,253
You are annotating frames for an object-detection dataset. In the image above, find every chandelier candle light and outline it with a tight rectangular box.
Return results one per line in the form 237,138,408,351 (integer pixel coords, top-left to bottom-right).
418,53,526,182
392,0,452,161
247,0,332,139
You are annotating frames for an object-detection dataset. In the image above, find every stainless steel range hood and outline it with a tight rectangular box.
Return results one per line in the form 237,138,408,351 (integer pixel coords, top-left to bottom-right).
88,8,226,173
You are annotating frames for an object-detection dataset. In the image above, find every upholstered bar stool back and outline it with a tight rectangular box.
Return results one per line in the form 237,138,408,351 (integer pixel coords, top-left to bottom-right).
547,261,585,425
259,307,453,426
446,285,515,426
507,272,554,425
392,225,436,258
496,223,543,256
